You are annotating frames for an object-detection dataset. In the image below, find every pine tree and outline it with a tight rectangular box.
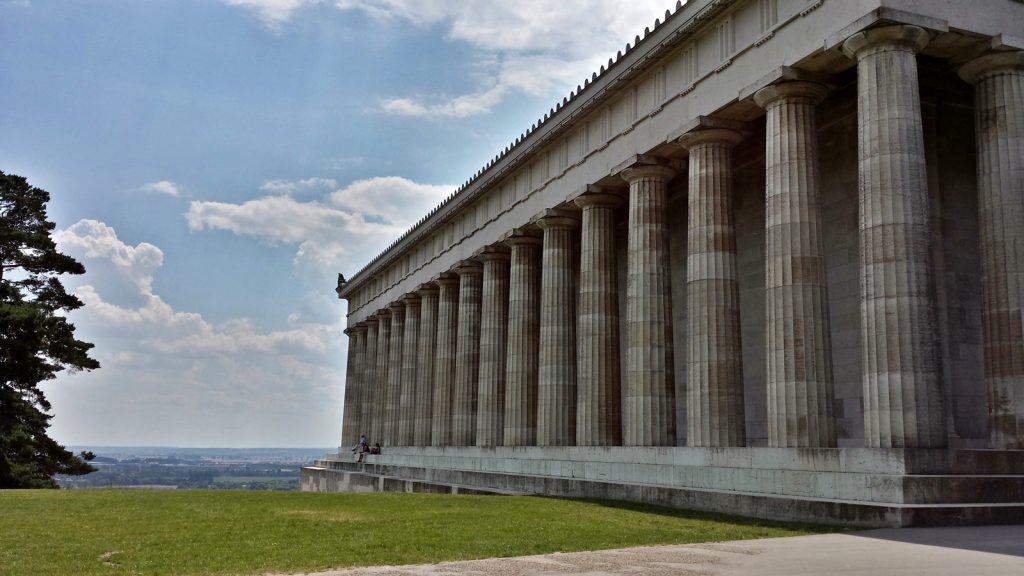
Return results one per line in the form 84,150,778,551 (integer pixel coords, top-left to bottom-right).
1,170,98,488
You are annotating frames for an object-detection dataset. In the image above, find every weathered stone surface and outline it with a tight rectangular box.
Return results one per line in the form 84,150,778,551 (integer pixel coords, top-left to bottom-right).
431,276,459,446
340,326,363,448
398,294,420,446
575,192,624,446
373,311,391,445
842,25,945,448
477,248,511,447
414,285,439,446
536,210,580,446
361,318,379,447
622,164,677,447
754,81,836,448
453,261,483,446
960,50,1024,450
385,303,405,446
504,230,542,446
678,129,746,447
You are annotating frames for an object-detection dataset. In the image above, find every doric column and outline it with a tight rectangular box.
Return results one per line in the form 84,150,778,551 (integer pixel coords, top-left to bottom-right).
398,294,420,446
960,50,1024,449
754,81,837,448
340,326,361,448
453,261,483,446
621,163,677,446
431,275,459,446
414,284,439,446
678,129,746,447
536,209,580,446
373,310,391,445
361,318,378,447
574,191,624,446
385,303,405,446
477,247,511,447
503,229,543,446
843,25,945,447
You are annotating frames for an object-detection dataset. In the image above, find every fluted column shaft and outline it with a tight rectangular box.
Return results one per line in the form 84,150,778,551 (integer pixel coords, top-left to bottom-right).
361,320,378,445
340,327,362,447
385,305,404,446
843,25,945,447
679,130,746,447
414,286,439,446
431,277,459,446
960,51,1024,449
755,82,837,448
476,250,511,447
453,262,483,446
398,296,420,446
373,312,391,445
622,165,677,446
504,233,542,446
575,193,623,446
537,212,580,446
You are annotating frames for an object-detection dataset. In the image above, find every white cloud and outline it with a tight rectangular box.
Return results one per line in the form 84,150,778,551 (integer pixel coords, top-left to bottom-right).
139,180,182,197
49,219,344,447
260,177,337,195
336,0,682,118
223,0,319,28
186,176,451,277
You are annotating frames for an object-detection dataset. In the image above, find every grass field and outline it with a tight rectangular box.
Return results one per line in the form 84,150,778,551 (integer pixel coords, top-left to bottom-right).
0,489,833,576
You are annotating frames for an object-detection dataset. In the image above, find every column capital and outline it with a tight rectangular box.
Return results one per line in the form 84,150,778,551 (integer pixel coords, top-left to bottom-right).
401,292,421,306
753,81,829,109
616,155,676,184
474,244,512,262
454,259,483,276
433,272,460,287
376,308,392,319
388,301,405,314
959,50,1024,84
353,322,368,331
841,25,929,61
344,327,357,336
574,191,626,209
676,128,745,151
502,226,543,247
415,283,439,297
533,208,581,230
363,316,379,327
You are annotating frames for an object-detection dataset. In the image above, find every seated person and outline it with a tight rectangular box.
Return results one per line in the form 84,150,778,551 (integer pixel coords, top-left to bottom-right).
369,443,381,455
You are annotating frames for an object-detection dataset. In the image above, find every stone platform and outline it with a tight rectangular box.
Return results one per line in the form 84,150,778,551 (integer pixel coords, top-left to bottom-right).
300,446,1024,527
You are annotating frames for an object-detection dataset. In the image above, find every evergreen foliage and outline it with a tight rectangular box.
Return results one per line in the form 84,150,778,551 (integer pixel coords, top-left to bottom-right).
0,170,98,488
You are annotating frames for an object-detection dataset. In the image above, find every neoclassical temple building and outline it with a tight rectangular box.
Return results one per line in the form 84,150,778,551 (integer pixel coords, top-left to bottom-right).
303,0,1024,525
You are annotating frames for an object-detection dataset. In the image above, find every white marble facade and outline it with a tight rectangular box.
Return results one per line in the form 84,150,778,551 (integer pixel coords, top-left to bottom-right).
335,0,1024,452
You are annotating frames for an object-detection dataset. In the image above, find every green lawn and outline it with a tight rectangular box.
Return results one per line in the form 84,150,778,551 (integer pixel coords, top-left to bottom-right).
0,489,831,576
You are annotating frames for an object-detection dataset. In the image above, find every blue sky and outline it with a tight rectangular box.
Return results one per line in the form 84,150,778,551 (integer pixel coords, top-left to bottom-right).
2,0,678,447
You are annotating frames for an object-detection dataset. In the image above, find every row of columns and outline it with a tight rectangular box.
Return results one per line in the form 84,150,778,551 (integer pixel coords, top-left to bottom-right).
341,26,1024,450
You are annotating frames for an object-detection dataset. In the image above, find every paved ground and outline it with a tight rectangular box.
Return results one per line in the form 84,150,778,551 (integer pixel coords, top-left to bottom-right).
281,524,1024,576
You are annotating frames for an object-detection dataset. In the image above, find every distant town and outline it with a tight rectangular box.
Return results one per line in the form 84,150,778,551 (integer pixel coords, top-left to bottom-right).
57,447,332,490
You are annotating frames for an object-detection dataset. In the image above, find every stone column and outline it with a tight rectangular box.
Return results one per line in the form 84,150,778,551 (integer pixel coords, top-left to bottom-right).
503,229,543,446
453,261,484,446
398,294,420,446
621,163,677,446
960,50,1024,449
575,191,624,446
373,310,391,445
361,318,378,446
678,129,746,447
843,25,946,447
385,303,405,446
432,275,459,446
536,209,580,446
340,326,361,448
754,81,837,448
477,247,511,447
414,284,439,446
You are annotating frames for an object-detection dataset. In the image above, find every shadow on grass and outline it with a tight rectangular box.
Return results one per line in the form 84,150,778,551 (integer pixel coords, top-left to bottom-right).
538,495,849,534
